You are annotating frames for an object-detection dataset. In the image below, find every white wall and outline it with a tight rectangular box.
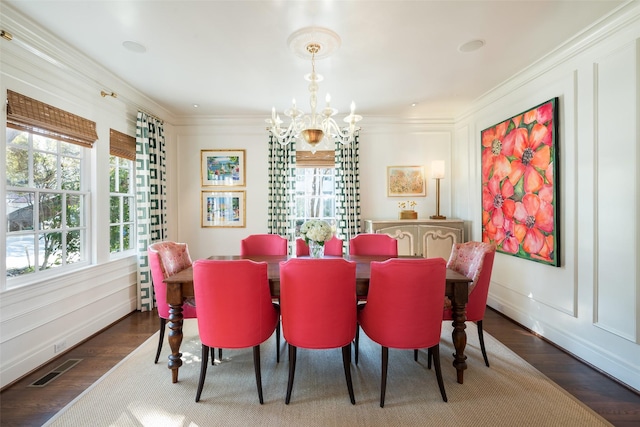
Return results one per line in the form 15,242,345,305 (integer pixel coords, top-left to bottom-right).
453,3,640,391
0,9,172,388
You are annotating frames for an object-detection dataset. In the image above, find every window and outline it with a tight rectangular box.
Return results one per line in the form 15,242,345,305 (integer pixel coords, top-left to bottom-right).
294,150,336,235
4,90,96,284
5,129,87,278
109,129,136,254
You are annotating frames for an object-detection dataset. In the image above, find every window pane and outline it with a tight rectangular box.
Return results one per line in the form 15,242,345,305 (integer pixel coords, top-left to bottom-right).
40,193,62,230
60,141,81,157
33,135,57,153
123,224,132,250
119,167,130,193
7,128,28,146
39,232,63,270
67,194,82,227
33,152,58,189
109,164,117,192
7,191,34,231
6,235,36,277
110,225,120,253
61,156,80,191
6,147,29,187
66,230,82,264
123,196,132,222
110,196,120,223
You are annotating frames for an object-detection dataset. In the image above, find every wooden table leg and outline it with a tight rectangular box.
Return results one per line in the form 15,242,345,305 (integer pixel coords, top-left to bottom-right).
167,302,184,383
451,300,468,384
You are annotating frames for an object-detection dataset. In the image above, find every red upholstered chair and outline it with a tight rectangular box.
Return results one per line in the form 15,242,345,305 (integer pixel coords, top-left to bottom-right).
356,258,448,406
279,258,357,405
295,236,344,257
148,241,197,364
193,259,280,403
349,233,398,257
240,234,288,256
443,241,496,367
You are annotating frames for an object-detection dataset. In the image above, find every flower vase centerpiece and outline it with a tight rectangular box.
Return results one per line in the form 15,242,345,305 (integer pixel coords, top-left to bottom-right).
398,200,418,219
300,219,333,258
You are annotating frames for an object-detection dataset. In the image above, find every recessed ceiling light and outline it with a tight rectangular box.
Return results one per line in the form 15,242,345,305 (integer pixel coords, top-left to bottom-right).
122,40,147,53
458,39,485,53
193,104,199,108
411,103,418,107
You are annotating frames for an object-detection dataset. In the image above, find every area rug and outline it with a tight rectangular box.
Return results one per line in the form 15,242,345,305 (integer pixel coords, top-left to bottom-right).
44,320,611,426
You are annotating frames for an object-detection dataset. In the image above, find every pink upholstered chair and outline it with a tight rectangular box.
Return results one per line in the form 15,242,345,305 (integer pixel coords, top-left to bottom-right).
356,258,448,406
443,241,496,367
349,233,398,257
241,234,288,256
193,259,280,403
295,236,344,257
279,258,357,405
148,241,197,364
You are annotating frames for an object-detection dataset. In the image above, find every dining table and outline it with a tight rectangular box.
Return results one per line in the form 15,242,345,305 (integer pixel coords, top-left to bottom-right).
163,254,473,384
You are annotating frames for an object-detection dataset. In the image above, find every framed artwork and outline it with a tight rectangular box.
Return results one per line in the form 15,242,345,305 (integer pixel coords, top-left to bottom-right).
201,149,245,187
201,191,246,228
387,166,426,197
481,97,559,266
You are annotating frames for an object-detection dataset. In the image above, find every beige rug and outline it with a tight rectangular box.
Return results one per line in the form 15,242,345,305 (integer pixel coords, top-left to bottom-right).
44,319,611,427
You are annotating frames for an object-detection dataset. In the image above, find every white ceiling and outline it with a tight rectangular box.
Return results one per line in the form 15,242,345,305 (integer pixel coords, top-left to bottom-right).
4,0,626,120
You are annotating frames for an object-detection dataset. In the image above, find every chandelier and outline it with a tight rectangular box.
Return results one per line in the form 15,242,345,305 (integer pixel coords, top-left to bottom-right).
266,28,362,152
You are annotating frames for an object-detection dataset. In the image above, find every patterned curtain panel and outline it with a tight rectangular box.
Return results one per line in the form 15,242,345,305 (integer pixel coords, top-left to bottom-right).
335,133,361,253
267,133,296,252
135,111,167,312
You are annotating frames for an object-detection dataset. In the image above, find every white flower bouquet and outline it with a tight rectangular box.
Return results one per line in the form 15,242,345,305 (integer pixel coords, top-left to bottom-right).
300,219,333,246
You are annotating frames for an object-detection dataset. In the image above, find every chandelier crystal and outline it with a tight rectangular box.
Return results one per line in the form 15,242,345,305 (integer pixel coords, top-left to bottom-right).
266,40,362,153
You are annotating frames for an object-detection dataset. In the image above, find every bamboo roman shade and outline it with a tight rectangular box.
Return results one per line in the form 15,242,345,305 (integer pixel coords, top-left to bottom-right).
6,90,98,148
296,150,335,167
109,128,136,160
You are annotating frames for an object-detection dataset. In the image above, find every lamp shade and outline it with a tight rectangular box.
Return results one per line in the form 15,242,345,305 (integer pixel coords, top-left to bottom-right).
431,161,445,179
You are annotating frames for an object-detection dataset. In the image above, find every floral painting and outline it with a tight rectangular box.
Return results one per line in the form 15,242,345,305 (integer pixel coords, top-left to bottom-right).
387,166,426,197
481,98,559,266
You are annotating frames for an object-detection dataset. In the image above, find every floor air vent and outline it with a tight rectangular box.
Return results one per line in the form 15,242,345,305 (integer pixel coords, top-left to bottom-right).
29,359,82,387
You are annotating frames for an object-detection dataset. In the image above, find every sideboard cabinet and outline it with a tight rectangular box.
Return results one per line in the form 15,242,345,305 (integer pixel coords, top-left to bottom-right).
363,219,464,260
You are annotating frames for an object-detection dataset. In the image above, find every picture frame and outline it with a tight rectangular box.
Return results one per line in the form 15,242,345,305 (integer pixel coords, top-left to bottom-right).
387,166,426,197
201,191,246,228
201,149,245,187
480,97,559,266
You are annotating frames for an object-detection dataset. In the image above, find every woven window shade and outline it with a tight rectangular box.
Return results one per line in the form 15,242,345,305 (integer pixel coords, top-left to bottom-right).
109,128,136,160
6,90,98,148
296,150,335,167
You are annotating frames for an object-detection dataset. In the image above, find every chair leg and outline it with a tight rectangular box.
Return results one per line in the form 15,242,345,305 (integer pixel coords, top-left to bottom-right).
431,344,448,402
427,347,433,369
354,324,360,366
341,344,356,405
253,345,264,404
414,349,418,362
212,348,222,365
285,345,297,404
380,346,389,408
195,345,210,402
477,320,490,367
276,318,281,363
154,318,166,364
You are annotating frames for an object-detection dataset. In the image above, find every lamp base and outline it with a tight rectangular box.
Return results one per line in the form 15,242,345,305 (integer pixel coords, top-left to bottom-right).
430,215,447,220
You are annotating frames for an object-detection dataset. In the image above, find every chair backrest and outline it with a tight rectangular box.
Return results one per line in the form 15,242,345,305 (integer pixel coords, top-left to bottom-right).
360,258,446,349
446,241,496,321
148,241,196,319
240,234,288,256
295,236,344,257
193,259,278,348
279,258,356,349
349,233,398,257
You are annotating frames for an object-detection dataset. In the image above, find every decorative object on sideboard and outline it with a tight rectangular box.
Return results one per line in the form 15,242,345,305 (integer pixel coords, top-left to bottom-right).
266,27,362,153
430,160,446,220
398,200,418,219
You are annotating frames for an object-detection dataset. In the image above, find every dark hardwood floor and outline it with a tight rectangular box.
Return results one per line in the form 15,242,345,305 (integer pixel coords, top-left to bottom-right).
1,308,638,426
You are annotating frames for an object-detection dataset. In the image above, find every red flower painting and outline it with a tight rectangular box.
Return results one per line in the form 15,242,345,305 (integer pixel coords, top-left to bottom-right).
481,99,559,266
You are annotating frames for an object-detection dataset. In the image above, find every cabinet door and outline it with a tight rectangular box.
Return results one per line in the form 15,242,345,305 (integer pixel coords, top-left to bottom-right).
419,225,461,260
376,225,417,256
